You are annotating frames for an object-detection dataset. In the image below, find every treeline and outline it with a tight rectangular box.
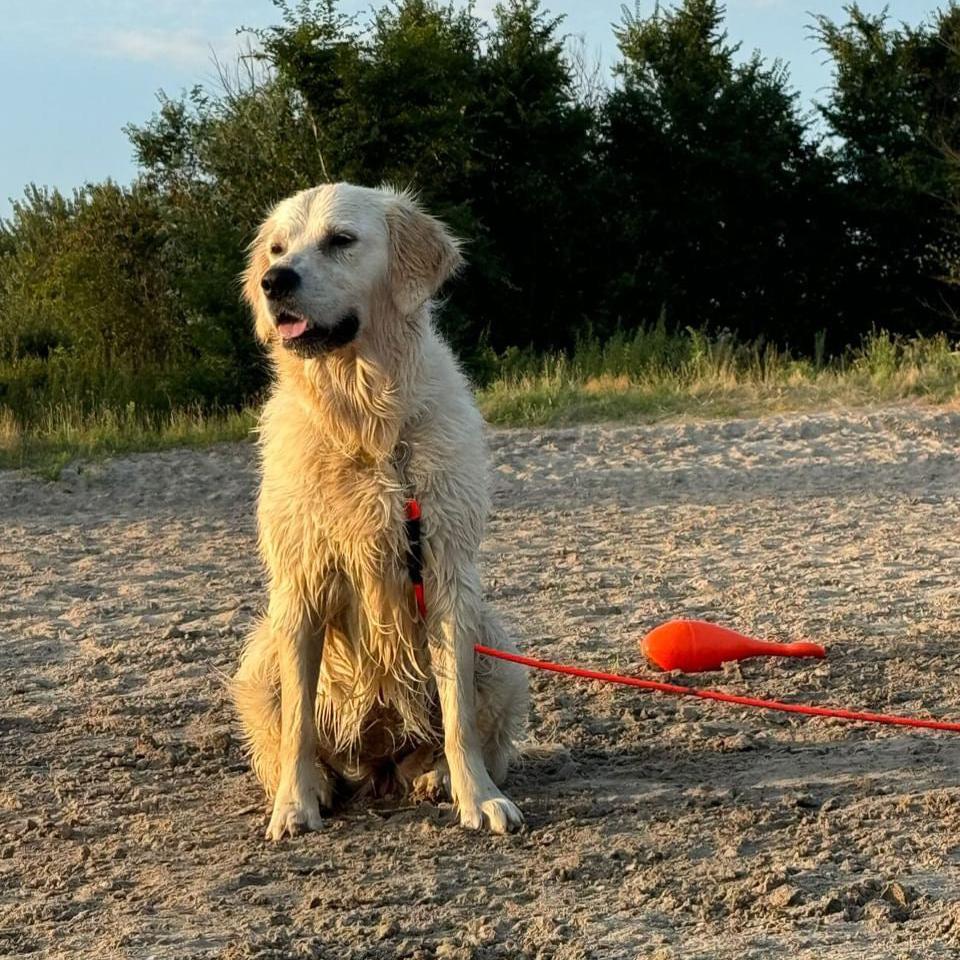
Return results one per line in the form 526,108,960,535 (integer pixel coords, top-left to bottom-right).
1,0,960,420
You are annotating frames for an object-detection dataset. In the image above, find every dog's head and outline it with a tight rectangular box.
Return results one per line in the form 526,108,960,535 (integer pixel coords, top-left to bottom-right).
242,183,462,357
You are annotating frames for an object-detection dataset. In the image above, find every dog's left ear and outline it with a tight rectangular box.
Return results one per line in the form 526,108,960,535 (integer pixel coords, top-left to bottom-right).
386,194,463,315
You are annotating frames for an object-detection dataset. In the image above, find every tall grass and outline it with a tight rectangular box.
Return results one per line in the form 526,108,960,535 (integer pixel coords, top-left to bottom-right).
0,404,257,479
3,326,959,476
476,325,960,426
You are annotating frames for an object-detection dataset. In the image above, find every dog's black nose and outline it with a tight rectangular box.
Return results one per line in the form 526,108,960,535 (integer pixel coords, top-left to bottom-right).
261,266,300,300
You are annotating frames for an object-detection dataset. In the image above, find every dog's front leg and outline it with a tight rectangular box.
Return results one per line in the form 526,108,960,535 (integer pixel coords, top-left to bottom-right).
428,575,523,834
265,596,332,841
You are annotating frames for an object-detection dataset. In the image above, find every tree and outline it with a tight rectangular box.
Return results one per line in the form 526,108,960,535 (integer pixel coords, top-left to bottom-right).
814,3,960,335
0,182,227,416
598,0,843,347
466,0,600,349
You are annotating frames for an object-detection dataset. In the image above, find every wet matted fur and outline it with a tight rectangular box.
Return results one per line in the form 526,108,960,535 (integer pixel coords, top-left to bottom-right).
231,183,528,840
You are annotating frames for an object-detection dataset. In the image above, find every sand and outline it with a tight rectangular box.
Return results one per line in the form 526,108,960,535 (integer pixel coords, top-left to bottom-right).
2,403,960,959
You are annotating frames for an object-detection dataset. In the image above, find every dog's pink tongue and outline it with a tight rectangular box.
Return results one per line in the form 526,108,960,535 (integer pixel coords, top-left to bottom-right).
278,319,308,340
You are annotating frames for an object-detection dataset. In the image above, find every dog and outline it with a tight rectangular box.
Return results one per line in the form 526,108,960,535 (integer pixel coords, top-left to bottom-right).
231,183,528,840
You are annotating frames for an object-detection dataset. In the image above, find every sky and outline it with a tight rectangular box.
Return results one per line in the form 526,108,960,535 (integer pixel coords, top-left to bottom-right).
0,0,937,218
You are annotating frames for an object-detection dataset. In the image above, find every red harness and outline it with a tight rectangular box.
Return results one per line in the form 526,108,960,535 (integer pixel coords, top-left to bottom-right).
404,498,427,619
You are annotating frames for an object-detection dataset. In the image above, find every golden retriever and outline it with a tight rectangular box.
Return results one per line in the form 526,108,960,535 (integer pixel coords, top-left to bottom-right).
231,183,528,840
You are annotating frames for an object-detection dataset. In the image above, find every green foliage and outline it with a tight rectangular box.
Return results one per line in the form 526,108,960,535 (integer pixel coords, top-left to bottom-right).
6,329,959,475
464,1,599,348
599,0,844,345
0,403,257,478
477,327,960,427
0,181,260,421
813,3,960,331
2,0,960,432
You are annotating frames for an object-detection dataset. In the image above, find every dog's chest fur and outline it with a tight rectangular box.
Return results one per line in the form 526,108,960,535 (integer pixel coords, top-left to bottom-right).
260,433,435,761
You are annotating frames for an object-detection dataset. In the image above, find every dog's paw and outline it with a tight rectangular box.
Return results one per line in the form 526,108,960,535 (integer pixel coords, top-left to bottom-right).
411,767,450,804
265,766,333,841
458,792,523,834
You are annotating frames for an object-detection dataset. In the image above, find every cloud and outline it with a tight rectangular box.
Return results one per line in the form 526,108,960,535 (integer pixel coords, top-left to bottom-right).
469,0,499,20
96,26,229,69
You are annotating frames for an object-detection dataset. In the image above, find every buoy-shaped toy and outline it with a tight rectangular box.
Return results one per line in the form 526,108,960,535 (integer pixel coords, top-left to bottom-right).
641,619,825,673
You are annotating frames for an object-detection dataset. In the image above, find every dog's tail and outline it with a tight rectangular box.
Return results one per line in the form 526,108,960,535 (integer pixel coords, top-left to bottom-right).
231,617,282,797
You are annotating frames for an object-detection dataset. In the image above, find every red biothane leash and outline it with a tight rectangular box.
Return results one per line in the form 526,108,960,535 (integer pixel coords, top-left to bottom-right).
403,499,960,735
473,644,960,734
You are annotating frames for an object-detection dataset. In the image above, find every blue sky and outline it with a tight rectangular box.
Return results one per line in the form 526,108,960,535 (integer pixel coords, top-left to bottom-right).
0,0,935,217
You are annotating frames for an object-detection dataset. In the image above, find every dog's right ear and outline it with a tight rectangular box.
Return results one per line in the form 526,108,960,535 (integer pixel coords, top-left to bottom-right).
242,217,275,344
386,191,463,316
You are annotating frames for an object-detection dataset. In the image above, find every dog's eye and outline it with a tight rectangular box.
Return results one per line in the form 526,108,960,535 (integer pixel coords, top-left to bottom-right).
328,233,356,250
269,242,284,256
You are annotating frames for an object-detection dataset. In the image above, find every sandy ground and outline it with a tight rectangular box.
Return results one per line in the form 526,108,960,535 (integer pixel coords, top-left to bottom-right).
3,404,960,959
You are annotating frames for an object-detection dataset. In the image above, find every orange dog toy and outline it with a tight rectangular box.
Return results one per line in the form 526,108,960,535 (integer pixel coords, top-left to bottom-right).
641,619,825,673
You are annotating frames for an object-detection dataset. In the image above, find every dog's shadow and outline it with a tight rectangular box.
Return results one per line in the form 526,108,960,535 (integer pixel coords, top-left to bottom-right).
506,731,960,827
227,729,960,836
